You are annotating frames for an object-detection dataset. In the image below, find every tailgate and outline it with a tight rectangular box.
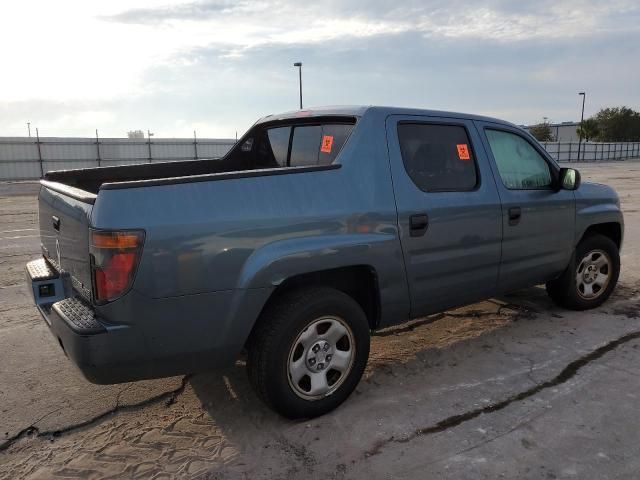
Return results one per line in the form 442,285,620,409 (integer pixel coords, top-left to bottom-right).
38,182,95,301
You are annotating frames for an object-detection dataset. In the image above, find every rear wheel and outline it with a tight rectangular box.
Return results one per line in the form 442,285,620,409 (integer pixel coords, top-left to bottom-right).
546,234,620,310
247,287,370,419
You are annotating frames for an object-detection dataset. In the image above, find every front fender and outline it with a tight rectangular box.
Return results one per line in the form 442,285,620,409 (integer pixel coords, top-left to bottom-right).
575,182,624,247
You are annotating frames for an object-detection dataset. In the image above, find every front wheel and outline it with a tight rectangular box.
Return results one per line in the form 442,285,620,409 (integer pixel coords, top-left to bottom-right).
247,287,370,419
546,234,620,310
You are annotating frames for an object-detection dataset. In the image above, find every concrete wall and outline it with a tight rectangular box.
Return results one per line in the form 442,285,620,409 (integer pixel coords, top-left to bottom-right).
0,136,236,180
541,141,640,162
1,136,639,180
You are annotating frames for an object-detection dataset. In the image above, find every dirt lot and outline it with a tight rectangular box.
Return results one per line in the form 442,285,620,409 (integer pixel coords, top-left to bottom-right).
1,161,639,479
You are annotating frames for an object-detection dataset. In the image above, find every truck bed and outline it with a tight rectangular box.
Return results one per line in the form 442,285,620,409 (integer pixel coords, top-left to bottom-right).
43,114,357,194
44,156,248,194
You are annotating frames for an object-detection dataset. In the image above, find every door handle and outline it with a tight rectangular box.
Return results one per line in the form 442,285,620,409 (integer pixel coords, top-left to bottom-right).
508,207,521,226
409,213,429,237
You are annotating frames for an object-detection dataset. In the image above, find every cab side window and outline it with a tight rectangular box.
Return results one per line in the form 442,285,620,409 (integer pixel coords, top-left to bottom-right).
397,123,477,192
485,129,553,190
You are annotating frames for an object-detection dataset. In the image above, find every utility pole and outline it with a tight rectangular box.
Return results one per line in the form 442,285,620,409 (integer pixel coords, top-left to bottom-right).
293,62,303,109
577,92,586,162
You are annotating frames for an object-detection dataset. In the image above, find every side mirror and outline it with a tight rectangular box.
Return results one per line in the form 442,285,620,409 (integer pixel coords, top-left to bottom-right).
559,167,581,191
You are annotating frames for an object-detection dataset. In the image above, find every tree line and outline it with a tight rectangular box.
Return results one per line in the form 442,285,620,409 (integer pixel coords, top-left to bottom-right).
529,106,640,142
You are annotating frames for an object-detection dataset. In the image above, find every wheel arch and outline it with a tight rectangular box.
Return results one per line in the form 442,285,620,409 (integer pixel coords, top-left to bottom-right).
245,265,381,348
579,222,622,249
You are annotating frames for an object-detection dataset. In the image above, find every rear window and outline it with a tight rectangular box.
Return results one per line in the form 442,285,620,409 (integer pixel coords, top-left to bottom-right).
238,122,354,169
267,127,291,167
289,124,354,166
397,123,477,192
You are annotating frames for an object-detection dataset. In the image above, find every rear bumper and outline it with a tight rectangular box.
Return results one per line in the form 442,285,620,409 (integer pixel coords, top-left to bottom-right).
26,258,273,384
34,303,140,384
27,258,144,384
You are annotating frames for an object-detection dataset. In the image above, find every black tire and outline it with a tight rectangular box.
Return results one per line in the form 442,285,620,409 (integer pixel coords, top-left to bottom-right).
246,287,370,419
546,234,620,310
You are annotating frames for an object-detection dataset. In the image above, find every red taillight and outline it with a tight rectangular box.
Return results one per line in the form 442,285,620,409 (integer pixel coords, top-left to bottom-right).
90,230,144,303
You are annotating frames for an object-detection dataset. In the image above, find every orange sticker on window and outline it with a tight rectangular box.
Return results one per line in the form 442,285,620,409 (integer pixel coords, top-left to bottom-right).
456,144,471,160
321,135,334,154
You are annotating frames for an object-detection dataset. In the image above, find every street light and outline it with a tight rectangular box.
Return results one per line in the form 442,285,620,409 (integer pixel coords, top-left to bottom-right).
293,62,303,109
577,92,586,162
27,122,31,137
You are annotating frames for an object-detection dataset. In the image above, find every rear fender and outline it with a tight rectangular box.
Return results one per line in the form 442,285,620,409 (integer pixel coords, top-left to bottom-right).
235,232,410,332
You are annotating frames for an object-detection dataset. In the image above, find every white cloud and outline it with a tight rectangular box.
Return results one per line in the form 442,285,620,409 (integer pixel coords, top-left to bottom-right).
0,0,638,136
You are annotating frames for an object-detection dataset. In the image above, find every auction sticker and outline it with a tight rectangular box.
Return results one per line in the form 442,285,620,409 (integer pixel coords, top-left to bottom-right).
321,135,334,153
456,144,471,160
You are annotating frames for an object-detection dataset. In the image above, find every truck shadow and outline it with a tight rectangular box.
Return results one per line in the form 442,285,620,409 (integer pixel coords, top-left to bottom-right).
188,285,556,423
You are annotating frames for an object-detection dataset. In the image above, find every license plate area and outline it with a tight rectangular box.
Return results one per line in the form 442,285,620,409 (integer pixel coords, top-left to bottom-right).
26,258,67,306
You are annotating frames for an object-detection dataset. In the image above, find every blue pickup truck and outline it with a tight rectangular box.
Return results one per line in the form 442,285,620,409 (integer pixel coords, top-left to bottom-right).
26,106,623,418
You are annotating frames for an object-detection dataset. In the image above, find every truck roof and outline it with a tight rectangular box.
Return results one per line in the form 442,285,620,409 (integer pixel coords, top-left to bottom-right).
259,105,518,128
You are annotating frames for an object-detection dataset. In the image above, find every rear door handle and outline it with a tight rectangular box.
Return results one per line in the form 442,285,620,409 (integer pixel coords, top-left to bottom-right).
508,207,521,226
409,213,429,237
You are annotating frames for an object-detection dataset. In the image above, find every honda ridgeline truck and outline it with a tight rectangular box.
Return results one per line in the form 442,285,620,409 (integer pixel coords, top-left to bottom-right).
26,106,623,418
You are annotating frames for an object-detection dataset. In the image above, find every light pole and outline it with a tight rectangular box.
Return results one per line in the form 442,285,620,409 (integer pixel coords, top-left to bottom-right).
577,92,586,162
27,122,31,137
293,62,303,109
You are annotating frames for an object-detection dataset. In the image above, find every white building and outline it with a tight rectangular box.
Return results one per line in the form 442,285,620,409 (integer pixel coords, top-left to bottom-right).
524,122,580,142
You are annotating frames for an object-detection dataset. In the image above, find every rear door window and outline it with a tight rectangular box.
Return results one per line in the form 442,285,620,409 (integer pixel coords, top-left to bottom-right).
397,123,478,192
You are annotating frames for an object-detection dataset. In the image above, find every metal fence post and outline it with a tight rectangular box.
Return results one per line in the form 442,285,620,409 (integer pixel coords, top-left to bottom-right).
147,130,153,163
194,130,198,160
96,129,101,167
36,128,44,178
568,142,572,162
557,142,561,161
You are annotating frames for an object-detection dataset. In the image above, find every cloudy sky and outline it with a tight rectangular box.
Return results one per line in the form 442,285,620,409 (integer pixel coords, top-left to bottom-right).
1,0,638,138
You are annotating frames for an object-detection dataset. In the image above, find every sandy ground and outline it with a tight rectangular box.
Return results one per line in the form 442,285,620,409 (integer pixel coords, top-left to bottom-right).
0,161,639,479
